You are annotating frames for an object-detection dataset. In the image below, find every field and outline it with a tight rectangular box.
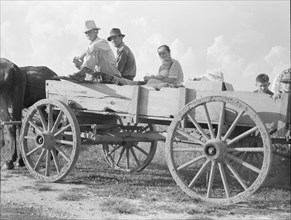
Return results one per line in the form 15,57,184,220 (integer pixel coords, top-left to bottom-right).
1,126,291,220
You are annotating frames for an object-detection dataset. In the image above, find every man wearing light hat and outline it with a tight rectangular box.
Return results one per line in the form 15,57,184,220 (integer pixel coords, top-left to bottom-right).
273,68,290,141
70,20,121,80
107,28,136,80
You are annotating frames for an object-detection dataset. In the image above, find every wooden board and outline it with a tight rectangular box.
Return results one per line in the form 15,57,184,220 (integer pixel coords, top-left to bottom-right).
46,80,288,137
46,80,138,116
185,81,234,91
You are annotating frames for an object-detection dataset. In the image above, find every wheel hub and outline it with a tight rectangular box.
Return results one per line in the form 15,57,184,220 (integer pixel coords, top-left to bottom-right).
204,140,227,161
34,132,55,150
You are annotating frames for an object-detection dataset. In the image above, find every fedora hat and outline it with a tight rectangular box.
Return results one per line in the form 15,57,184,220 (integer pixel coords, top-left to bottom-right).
107,28,125,41
84,20,100,33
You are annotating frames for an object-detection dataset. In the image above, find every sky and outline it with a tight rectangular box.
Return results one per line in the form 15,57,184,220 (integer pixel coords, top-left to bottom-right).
1,1,290,91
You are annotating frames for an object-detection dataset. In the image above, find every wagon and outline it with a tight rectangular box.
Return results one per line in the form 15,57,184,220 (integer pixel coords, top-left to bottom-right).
18,80,290,205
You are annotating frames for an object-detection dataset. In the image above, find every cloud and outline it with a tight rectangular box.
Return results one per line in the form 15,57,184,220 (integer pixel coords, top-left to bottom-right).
102,2,122,14
131,16,149,30
206,35,246,80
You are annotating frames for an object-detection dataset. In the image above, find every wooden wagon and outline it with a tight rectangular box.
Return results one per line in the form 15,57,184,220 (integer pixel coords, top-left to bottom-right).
18,80,290,205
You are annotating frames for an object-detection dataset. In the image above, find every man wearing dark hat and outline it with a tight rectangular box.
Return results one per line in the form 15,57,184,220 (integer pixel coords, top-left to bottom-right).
70,20,121,81
107,28,136,80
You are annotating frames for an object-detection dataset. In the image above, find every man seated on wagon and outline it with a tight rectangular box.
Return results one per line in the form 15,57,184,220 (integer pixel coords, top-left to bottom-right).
272,69,291,141
69,20,138,86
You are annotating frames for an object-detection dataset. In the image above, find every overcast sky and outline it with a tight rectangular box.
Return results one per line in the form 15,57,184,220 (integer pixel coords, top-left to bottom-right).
1,1,290,91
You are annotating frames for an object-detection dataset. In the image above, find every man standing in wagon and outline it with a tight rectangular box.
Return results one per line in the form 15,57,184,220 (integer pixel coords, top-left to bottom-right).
70,20,121,81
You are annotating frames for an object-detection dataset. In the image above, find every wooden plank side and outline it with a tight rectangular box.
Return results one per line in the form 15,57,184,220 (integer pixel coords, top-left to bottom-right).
138,86,183,118
191,91,288,137
46,80,138,114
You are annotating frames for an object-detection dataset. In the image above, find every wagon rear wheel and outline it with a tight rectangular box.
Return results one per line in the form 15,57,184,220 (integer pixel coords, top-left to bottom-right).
165,95,272,205
102,123,157,172
20,99,80,182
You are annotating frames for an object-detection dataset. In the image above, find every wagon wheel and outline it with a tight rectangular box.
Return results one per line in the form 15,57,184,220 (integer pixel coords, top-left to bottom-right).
102,123,157,172
20,99,81,182
165,95,272,205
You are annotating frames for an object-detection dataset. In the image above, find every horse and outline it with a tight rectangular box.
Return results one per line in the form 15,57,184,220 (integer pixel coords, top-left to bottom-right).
1,60,58,170
0,58,27,169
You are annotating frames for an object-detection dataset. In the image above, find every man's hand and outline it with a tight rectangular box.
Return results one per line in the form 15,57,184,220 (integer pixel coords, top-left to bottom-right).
272,91,282,100
73,57,83,69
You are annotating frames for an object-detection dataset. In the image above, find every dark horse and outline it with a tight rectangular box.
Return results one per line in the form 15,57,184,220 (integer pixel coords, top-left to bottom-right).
0,58,58,170
0,58,26,169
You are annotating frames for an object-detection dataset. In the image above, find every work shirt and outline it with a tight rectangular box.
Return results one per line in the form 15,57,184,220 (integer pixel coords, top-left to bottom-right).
116,42,136,80
82,37,121,77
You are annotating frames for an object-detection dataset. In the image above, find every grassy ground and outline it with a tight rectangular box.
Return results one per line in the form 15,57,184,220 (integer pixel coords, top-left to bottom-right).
1,127,291,219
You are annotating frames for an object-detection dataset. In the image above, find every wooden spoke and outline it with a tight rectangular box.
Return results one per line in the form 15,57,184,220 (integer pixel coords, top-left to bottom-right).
203,104,215,139
188,159,211,188
116,147,126,166
130,147,140,166
226,153,261,174
126,147,130,170
47,104,53,131
177,155,206,171
24,136,35,140
173,143,203,152
176,128,205,145
51,111,64,133
33,149,46,171
54,124,71,137
55,139,74,146
222,110,245,141
45,150,51,176
207,161,216,198
217,102,225,139
218,162,230,198
26,146,43,156
107,145,123,156
53,145,71,163
133,144,149,156
227,126,258,146
225,159,248,190
187,113,210,141
28,120,43,134
51,149,60,173
226,147,264,152
37,107,48,131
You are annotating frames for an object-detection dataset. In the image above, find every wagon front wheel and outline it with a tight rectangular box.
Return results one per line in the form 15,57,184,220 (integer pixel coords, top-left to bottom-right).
165,95,272,205
20,99,81,182
102,123,157,172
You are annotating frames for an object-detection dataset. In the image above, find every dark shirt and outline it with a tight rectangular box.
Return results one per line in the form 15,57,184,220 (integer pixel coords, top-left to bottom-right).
253,89,274,96
116,42,136,80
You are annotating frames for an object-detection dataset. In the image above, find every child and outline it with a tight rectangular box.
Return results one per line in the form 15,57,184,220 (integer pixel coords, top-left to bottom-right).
254,73,274,95
158,59,172,79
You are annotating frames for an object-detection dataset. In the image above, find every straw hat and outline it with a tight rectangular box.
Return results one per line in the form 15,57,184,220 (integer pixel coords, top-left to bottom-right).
84,20,100,33
107,28,125,41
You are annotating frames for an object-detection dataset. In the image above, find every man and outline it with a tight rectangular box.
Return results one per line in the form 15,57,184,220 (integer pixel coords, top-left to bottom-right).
107,28,136,80
70,20,121,81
